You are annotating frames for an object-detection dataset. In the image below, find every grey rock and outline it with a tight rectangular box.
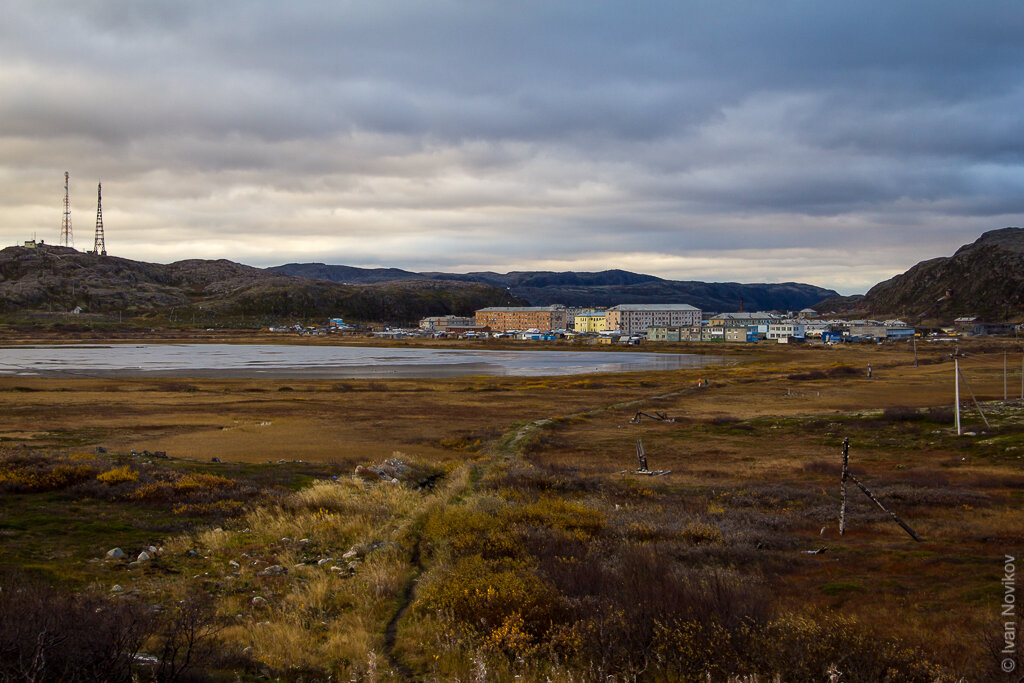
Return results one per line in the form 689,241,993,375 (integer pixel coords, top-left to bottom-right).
106,547,125,559
259,565,286,576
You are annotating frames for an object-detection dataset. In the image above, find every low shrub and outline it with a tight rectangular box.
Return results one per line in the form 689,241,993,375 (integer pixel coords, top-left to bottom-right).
882,405,924,422
417,555,563,640
787,370,827,381
680,521,724,545
97,465,139,484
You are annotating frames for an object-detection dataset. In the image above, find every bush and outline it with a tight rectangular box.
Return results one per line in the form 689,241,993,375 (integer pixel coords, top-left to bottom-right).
882,405,924,422
416,554,562,639
927,406,955,424
0,570,153,682
0,452,99,492
97,465,139,484
787,370,828,381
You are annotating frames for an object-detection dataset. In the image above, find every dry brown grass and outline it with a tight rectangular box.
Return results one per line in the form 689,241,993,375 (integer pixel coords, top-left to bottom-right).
3,338,1022,679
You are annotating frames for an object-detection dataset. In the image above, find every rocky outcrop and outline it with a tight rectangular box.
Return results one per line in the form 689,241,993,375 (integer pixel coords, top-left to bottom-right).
861,228,1024,322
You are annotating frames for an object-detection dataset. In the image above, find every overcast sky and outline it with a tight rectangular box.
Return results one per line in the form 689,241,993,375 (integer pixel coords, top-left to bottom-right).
2,1,1022,294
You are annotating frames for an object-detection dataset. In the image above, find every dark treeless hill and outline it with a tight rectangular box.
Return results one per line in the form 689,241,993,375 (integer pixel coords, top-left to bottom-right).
0,246,524,323
858,227,1024,322
270,264,838,311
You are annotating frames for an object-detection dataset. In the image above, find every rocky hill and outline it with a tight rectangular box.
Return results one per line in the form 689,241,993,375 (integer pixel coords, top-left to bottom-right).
270,264,837,311
0,246,524,323
858,227,1024,322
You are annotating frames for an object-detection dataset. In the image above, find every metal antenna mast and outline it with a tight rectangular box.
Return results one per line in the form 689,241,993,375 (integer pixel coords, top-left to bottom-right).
60,171,73,247
94,182,106,255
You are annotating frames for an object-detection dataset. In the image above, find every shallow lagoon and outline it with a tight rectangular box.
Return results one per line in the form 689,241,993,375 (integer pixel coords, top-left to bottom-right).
0,344,728,379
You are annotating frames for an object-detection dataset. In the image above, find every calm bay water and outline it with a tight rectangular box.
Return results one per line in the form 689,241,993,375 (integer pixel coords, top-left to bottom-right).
0,344,728,379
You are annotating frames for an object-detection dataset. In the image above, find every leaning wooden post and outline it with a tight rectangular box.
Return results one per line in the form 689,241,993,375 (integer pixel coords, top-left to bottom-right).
636,438,648,472
839,437,850,536
847,472,923,542
957,365,991,429
954,358,962,435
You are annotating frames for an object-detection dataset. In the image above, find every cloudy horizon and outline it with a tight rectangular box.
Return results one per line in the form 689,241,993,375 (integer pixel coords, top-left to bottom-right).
2,1,1022,295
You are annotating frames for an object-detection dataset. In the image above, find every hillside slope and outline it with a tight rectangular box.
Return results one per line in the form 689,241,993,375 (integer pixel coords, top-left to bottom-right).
862,227,1024,321
0,247,523,323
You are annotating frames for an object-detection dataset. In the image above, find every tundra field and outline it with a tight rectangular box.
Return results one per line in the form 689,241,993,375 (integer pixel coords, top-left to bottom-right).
1,338,1022,681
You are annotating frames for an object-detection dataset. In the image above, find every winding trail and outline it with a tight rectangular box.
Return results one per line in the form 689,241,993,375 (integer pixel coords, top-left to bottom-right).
378,381,709,679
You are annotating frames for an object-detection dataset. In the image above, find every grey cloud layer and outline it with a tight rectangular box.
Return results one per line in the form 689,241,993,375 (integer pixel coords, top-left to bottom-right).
1,1,1022,293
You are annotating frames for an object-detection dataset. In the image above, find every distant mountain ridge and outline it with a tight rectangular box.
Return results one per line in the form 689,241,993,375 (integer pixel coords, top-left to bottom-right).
270,264,837,311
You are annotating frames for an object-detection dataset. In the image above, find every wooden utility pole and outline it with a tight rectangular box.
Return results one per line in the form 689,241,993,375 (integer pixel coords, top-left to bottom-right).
838,438,923,542
1005,351,1008,402
839,438,850,536
957,365,991,429
913,337,918,368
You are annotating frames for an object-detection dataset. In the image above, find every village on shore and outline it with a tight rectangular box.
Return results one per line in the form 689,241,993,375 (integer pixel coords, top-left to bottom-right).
276,304,1019,344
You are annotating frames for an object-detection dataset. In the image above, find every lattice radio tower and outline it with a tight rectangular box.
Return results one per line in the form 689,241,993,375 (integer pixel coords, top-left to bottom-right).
60,171,73,247
94,182,106,255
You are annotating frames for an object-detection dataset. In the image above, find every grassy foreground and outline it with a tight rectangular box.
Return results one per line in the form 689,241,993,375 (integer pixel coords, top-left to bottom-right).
1,339,1022,681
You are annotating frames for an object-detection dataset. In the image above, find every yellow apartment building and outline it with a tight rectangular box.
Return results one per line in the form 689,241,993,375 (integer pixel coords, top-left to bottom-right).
574,311,607,333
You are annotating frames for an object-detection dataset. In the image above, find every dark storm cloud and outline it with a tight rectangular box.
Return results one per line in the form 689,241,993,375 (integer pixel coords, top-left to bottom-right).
1,1,1022,293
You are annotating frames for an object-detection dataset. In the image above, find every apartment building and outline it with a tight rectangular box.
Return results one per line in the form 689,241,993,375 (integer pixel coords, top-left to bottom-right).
708,312,778,327
767,322,806,340
606,304,701,336
574,311,608,333
475,306,567,332
419,316,474,332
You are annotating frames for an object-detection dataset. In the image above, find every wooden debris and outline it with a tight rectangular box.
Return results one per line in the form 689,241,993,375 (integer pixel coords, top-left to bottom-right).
620,438,672,476
629,410,676,424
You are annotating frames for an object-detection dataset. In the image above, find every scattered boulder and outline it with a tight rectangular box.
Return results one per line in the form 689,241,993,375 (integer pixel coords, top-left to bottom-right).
110,584,123,593
137,551,152,562
106,547,125,559
354,457,441,488
211,457,221,463
259,565,286,577
317,558,334,566
95,446,108,454
185,549,200,558
251,596,268,607
229,560,240,568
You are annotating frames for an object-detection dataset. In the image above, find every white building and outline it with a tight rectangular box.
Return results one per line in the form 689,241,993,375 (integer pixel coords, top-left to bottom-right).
767,321,806,340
